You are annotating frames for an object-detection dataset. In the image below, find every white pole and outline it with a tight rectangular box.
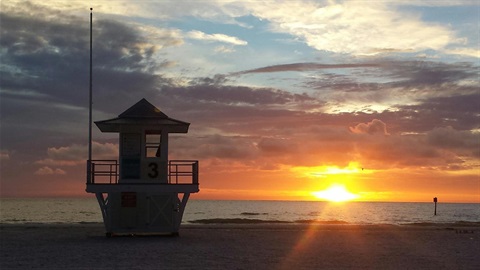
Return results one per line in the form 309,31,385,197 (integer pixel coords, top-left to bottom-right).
87,8,93,183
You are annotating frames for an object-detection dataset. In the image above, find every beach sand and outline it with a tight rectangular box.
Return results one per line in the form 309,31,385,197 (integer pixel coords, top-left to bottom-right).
1,223,479,270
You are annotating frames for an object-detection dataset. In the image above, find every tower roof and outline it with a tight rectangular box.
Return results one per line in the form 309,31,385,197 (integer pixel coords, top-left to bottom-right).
119,98,169,118
95,98,190,133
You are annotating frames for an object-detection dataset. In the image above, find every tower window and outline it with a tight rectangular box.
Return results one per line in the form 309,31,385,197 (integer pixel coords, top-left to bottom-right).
145,134,161,158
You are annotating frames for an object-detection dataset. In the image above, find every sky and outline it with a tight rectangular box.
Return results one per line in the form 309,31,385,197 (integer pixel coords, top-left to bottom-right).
0,0,479,202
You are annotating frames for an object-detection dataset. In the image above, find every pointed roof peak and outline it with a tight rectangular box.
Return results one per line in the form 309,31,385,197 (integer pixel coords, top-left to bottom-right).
95,98,190,133
119,98,168,118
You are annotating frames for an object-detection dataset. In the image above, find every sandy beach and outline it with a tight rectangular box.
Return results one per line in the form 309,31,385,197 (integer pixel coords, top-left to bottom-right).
1,223,479,270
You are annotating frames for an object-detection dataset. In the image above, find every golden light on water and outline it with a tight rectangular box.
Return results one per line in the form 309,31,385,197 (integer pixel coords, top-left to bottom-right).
312,184,359,202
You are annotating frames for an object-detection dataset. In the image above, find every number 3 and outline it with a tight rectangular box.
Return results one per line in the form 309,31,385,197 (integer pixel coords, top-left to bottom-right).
148,162,158,178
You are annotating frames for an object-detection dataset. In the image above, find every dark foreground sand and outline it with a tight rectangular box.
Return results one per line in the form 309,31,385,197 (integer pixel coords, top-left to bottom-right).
1,223,479,270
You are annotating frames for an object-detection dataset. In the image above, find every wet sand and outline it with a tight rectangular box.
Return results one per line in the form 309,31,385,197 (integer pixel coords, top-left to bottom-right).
1,223,479,270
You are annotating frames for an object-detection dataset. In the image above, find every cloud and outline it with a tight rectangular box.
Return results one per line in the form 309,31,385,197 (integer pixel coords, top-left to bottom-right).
445,48,480,58
136,25,184,49
186,30,247,45
0,2,178,154
296,59,479,117
34,166,66,175
350,119,390,135
5,0,470,57
0,2,175,113
245,1,455,55
257,137,297,155
396,93,480,133
359,131,478,170
170,134,259,163
233,62,380,75
0,150,10,161
154,72,475,146
160,83,314,106
195,135,257,160
173,118,478,173
389,0,480,7
214,45,236,53
427,127,480,155
303,60,479,91
35,142,118,166
385,61,479,87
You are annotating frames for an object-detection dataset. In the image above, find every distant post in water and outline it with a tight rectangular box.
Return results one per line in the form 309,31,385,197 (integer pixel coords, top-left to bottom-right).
433,197,438,215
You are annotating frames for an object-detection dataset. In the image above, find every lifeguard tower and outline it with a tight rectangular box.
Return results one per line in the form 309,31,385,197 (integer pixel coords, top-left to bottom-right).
86,98,199,236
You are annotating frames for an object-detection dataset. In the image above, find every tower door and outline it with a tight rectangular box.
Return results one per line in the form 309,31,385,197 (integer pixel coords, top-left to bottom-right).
146,194,178,231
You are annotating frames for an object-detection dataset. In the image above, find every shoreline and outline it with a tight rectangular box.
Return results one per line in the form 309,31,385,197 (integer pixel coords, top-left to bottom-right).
2,219,480,227
1,223,479,269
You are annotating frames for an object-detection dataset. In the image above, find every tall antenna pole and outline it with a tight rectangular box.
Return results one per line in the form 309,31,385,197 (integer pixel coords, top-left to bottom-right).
87,8,93,183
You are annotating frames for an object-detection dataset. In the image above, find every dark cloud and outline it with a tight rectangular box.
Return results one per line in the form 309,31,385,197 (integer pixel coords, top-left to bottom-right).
0,3,179,113
257,137,297,155
386,61,479,87
191,74,229,85
160,84,314,106
302,60,479,95
395,93,480,132
171,134,258,161
414,93,480,115
92,20,157,72
427,127,480,155
0,2,178,196
294,59,479,134
233,62,380,75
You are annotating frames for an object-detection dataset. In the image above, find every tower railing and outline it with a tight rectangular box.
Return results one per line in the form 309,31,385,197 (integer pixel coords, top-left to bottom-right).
88,160,119,184
86,160,198,185
168,160,199,184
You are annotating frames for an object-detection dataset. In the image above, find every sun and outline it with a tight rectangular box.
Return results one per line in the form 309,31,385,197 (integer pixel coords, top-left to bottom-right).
312,184,359,202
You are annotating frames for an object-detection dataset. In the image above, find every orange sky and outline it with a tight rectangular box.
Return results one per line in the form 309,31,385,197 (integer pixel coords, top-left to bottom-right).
1,153,478,203
190,160,479,203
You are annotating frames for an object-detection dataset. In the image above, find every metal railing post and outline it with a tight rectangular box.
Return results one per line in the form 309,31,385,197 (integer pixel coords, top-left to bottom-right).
91,162,95,184
193,161,199,184
86,160,92,184
109,164,113,184
175,164,179,184
115,160,118,183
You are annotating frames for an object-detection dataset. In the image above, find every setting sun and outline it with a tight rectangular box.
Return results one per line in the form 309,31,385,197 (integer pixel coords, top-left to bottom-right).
312,184,359,202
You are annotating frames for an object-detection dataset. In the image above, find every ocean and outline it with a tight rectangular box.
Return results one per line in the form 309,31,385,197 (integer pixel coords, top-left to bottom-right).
1,198,479,225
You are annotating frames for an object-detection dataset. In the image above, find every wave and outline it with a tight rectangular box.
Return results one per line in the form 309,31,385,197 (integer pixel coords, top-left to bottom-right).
188,218,353,225
295,219,350,225
240,212,268,216
404,221,480,227
1,218,29,223
189,218,291,224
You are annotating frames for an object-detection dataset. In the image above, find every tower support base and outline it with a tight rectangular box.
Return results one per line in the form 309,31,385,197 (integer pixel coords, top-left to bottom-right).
94,191,191,236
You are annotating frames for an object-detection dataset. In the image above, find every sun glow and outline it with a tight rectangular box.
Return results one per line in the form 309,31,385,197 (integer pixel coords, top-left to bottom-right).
312,184,359,202
292,162,362,178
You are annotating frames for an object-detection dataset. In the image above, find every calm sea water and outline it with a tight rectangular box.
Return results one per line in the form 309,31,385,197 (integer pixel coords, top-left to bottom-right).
1,198,479,225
